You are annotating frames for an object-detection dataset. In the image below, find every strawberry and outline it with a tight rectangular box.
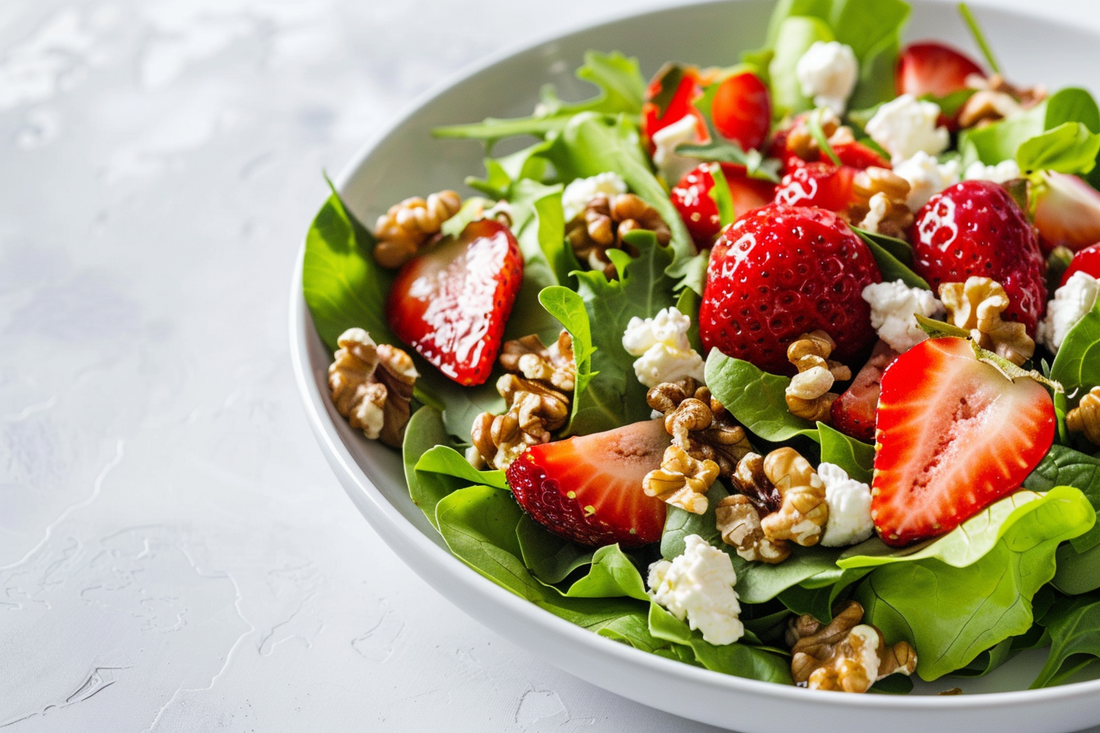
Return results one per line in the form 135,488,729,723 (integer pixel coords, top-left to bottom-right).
912,180,1047,336
871,337,1055,547
698,203,882,375
896,42,985,98
1062,242,1100,286
505,419,671,548
768,125,889,175
709,70,771,152
774,162,858,213
830,340,900,442
832,141,891,171
386,218,523,386
642,63,708,154
1033,171,1100,253
670,162,777,248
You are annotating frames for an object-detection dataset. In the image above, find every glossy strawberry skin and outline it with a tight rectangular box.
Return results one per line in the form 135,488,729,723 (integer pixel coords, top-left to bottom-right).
872,337,1055,547
896,42,985,98
505,419,670,548
774,162,858,213
830,340,899,442
386,218,523,386
710,71,771,152
1062,242,1100,285
912,180,1047,336
670,163,777,248
699,204,882,375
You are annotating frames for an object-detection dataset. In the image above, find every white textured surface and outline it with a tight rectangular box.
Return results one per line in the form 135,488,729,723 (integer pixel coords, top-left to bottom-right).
1,0,1099,731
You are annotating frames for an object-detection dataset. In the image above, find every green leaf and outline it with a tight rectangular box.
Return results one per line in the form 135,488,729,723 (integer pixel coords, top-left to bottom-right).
856,229,930,290
515,514,594,584
543,232,679,435
563,545,650,601
734,545,845,604
853,226,914,267
596,609,697,660
1017,122,1100,175
415,444,508,490
704,350,820,443
958,3,1001,75
1031,595,1100,687
675,287,703,353
962,88,1100,165
768,16,835,116
1024,445,1100,552
302,185,395,352
1050,295,1100,394
675,140,781,182
817,422,875,485
708,162,738,228
404,407,460,529
1053,542,1100,595
660,483,729,560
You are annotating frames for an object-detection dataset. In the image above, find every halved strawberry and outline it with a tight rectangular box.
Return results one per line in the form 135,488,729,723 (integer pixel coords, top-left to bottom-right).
710,70,771,153
642,63,708,154
386,218,523,386
830,340,900,442
670,162,777,248
505,419,671,548
1033,172,1100,253
896,42,985,98
1062,242,1100,285
872,337,1055,547
832,141,891,171
774,162,858,212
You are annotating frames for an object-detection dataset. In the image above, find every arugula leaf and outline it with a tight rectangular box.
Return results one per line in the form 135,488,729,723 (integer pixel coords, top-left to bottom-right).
433,51,645,145
1017,122,1100,175
1031,594,1100,687
1024,445,1100,552
817,422,875,484
675,140,781,182
303,185,395,352
705,350,820,443
958,3,1001,75
541,232,678,435
853,226,914,267
1050,295,1100,394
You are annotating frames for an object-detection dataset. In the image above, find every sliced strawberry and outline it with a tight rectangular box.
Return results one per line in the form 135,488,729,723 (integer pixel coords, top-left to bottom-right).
1062,242,1100,285
832,141,891,171
699,204,882,375
912,180,1047,336
670,162,777,249
872,337,1055,547
710,70,771,152
505,419,671,548
642,63,708,154
386,218,523,386
1033,172,1100,253
774,162,858,213
896,42,985,98
830,340,900,442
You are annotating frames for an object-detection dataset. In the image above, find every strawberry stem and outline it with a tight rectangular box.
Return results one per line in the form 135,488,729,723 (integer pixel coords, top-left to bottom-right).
958,3,1002,75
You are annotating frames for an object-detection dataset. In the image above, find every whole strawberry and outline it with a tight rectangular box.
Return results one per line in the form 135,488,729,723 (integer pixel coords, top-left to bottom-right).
698,203,882,374
912,180,1046,335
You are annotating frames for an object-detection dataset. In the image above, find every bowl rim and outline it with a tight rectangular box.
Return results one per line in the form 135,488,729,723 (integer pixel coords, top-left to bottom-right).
290,0,1100,715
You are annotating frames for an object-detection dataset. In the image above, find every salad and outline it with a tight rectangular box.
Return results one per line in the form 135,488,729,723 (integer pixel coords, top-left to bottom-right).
305,0,1100,694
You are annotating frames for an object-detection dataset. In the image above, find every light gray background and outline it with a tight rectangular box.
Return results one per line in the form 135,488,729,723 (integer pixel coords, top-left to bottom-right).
2,0,1098,731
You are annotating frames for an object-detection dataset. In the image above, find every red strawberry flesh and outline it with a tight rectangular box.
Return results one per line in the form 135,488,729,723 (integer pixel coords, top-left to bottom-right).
710,70,771,152
830,340,899,443
671,162,776,248
896,42,985,99
1062,242,1100,285
386,218,523,386
872,337,1055,547
505,419,671,548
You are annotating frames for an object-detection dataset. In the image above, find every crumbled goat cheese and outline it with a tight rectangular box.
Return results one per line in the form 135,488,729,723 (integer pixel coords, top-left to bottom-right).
1038,271,1100,353
964,159,1021,184
648,534,744,645
893,151,961,211
861,279,945,353
865,94,949,163
622,307,706,387
652,114,702,185
817,462,874,547
561,171,628,221
858,192,890,234
795,41,859,115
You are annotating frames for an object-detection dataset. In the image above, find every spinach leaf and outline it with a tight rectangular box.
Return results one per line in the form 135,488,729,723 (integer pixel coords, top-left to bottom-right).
596,609,697,661
505,179,572,343
856,229,930,290
1050,296,1100,395
734,546,844,604
962,88,1100,165
705,350,820,443
1024,445,1100,551
404,406,460,528
661,482,729,560
541,232,678,435
515,514,594,584
1017,122,1100,175
768,16,835,115
817,422,875,484
829,0,909,110
853,226,914,267
303,185,395,352
1031,594,1100,688
563,545,650,601
433,51,645,145
415,444,508,490
1053,542,1100,595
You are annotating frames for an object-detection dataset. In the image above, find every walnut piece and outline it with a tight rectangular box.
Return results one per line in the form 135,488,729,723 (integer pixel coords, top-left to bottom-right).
715,494,791,564
328,328,419,447
372,190,462,268
643,445,719,514
785,109,856,162
469,331,575,470
646,378,753,478
787,600,918,693
759,447,829,547
784,331,852,423
959,73,1047,129
566,193,672,278
939,277,1035,365
1067,387,1100,446
848,167,914,240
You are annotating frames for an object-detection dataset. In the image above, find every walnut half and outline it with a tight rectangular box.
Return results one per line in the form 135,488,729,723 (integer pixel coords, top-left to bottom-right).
939,277,1035,365
784,331,851,423
328,328,418,447
1067,387,1100,446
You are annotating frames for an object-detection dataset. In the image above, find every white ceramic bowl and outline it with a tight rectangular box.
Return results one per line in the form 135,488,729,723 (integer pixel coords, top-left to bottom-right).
291,2,1100,730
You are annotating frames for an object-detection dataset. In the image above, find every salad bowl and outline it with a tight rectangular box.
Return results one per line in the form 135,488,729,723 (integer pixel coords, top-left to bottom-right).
291,1,1100,730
